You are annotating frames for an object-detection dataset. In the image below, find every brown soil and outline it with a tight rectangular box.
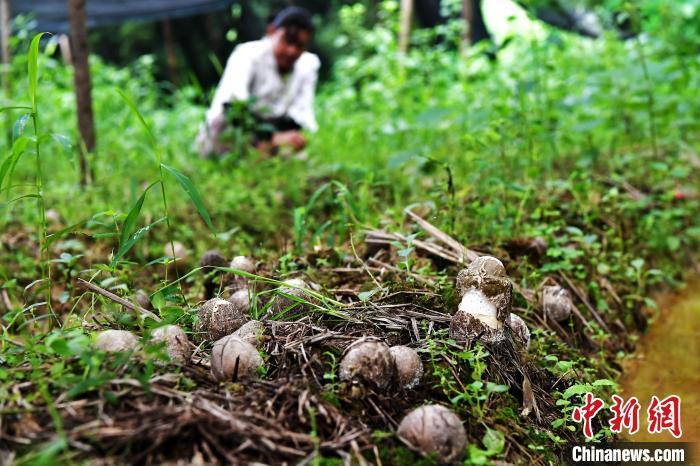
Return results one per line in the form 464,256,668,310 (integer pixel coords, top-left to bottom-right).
620,281,700,444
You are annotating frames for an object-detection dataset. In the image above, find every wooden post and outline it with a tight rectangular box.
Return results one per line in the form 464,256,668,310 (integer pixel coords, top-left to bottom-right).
399,0,414,54
67,0,94,185
161,20,179,85
461,0,474,47
1,0,11,144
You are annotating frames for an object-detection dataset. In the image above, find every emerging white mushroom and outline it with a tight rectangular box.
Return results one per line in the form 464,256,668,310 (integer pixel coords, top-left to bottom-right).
541,284,573,322
451,256,513,344
397,404,467,463
196,298,249,341
458,289,501,329
210,335,263,382
508,313,531,350
150,324,191,364
450,288,510,343
339,338,396,390
95,330,138,353
390,346,423,389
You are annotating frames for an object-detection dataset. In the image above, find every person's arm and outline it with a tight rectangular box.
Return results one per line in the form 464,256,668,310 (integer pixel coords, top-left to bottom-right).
287,54,320,133
205,44,254,126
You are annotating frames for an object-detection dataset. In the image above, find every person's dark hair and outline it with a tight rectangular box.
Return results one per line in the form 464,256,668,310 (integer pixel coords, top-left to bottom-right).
271,6,314,38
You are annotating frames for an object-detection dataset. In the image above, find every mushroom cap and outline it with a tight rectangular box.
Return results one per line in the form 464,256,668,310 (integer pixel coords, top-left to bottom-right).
151,324,191,364
164,241,188,261
397,404,467,463
541,285,573,322
210,336,263,381
282,278,308,289
271,278,312,317
95,330,139,353
45,209,62,224
390,346,423,389
229,256,256,274
227,289,251,313
508,313,530,350
467,255,506,278
196,298,250,341
164,241,189,272
339,338,396,390
232,320,265,346
200,250,227,269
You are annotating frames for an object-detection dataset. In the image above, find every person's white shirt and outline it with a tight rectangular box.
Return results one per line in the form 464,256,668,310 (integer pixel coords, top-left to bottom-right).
205,37,320,132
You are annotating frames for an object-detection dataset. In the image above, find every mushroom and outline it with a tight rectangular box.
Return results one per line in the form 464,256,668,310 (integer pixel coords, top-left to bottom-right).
390,346,423,389
271,278,313,318
232,320,265,346
508,313,530,350
229,255,256,291
150,324,191,364
227,289,251,313
95,330,138,353
461,255,506,284
455,256,508,296
451,256,512,344
45,209,62,224
164,241,188,273
196,298,249,341
541,284,573,322
201,250,227,299
135,289,152,310
200,250,227,269
210,335,263,382
230,255,256,274
338,338,396,390
396,404,467,463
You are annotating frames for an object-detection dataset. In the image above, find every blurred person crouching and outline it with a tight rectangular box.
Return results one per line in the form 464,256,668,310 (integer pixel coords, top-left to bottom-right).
196,7,319,158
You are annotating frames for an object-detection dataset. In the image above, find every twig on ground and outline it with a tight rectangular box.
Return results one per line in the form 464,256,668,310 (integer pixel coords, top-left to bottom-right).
76,278,161,322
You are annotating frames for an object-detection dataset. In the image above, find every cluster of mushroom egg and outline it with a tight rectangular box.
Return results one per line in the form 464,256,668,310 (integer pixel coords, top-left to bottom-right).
194,254,269,382
94,324,192,365
338,338,423,391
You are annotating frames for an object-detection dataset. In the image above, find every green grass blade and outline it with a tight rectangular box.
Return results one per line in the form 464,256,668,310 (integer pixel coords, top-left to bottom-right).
0,106,32,113
51,134,73,156
119,181,159,247
111,216,167,267
305,182,330,212
13,113,30,140
160,163,215,233
28,33,47,113
0,193,42,210
0,136,31,193
115,89,156,149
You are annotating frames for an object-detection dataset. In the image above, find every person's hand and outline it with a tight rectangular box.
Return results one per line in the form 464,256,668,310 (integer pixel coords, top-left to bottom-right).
273,130,307,150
